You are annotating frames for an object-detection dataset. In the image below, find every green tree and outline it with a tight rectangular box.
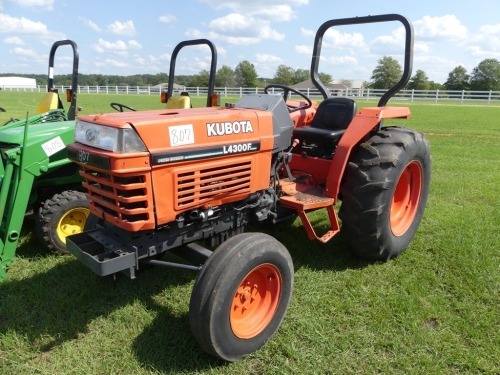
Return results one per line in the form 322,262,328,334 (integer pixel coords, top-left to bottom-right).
318,72,333,84
429,81,444,90
292,68,309,85
187,70,210,87
443,66,470,90
407,69,431,90
215,65,236,87
470,58,500,91
272,65,294,85
235,60,258,87
370,56,402,89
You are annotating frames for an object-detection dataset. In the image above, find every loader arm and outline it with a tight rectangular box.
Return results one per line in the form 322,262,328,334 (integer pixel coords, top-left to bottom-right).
0,143,48,280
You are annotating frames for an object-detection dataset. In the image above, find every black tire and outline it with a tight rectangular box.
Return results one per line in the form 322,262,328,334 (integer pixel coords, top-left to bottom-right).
339,126,431,260
35,190,90,254
189,232,294,361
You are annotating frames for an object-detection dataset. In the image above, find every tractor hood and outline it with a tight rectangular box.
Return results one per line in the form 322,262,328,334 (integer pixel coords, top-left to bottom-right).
0,121,76,148
75,94,294,156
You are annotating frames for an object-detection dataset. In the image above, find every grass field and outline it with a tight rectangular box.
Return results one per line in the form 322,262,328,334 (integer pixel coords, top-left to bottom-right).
0,91,499,374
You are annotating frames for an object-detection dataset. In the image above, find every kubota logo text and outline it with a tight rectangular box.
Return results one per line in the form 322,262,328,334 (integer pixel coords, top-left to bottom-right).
206,120,254,137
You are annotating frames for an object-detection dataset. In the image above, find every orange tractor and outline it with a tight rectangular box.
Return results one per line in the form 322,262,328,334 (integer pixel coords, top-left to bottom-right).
66,14,430,361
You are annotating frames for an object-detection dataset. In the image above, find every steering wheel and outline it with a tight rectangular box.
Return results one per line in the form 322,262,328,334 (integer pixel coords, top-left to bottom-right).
264,84,312,113
110,102,136,112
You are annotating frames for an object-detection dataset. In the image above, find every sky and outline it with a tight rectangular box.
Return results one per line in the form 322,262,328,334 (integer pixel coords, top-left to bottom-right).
0,0,499,84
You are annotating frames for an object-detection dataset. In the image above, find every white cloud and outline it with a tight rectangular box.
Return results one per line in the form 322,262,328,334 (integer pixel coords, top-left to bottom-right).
414,42,430,54
255,53,283,64
466,44,500,59
295,44,312,55
300,27,315,37
208,13,284,45
104,59,128,68
79,17,101,32
209,13,253,34
200,0,308,21
414,15,467,40
91,39,129,55
479,24,500,35
4,36,24,45
323,29,364,49
325,55,358,66
158,53,170,63
250,5,296,22
128,40,142,49
413,55,462,81
159,14,176,23
216,46,227,57
107,20,136,36
370,27,411,56
10,0,54,9
10,46,45,64
95,59,128,69
134,57,146,65
194,0,307,48
11,46,37,58
0,14,49,35
465,23,500,58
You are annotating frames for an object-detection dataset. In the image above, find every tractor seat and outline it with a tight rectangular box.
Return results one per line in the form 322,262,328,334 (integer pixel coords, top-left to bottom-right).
293,97,357,144
36,92,60,114
166,91,191,109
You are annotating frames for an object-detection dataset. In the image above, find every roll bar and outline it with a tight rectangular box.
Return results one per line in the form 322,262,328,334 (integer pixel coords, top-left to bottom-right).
310,13,413,107
47,40,79,120
167,39,218,107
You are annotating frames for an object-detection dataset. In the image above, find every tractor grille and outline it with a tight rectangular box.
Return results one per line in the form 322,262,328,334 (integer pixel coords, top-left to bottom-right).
80,166,154,230
175,160,252,209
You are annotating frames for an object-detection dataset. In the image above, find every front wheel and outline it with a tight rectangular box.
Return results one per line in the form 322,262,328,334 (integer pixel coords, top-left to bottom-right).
35,190,90,253
189,232,294,361
339,127,431,260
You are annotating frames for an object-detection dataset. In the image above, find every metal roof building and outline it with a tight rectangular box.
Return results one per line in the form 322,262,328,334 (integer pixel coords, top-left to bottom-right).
0,77,37,89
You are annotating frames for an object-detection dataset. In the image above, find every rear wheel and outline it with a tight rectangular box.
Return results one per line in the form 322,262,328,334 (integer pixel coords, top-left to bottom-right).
189,232,294,361
339,127,431,260
35,190,90,254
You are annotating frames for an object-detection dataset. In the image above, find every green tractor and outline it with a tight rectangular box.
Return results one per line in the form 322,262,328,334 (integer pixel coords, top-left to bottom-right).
0,38,220,281
0,40,90,281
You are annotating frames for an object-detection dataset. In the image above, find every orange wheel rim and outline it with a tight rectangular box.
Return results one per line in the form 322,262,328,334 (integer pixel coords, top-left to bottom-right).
230,264,282,339
390,161,423,236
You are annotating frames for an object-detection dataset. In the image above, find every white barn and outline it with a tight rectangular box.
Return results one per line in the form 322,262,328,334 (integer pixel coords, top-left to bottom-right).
0,77,37,89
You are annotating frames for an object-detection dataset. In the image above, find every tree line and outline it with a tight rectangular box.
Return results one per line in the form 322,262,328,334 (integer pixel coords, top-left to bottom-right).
2,58,499,91
371,57,500,91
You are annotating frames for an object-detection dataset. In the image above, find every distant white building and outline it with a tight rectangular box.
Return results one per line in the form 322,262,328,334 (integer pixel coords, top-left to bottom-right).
0,77,37,89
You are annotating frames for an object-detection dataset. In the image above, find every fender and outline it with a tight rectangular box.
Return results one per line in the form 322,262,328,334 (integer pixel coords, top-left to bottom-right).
325,106,411,198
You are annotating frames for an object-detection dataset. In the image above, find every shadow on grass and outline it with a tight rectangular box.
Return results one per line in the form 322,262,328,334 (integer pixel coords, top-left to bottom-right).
1,218,374,373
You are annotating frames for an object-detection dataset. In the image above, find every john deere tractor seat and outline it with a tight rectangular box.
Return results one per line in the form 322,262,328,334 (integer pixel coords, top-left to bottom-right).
36,92,60,114
165,92,191,109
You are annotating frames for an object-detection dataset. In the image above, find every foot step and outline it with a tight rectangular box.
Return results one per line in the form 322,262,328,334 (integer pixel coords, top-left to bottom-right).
279,186,339,243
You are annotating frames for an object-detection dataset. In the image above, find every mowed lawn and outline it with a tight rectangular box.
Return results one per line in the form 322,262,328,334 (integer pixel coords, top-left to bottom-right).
0,91,499,374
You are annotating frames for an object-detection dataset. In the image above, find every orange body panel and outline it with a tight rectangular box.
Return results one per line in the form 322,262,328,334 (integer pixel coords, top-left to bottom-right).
325,106,411,198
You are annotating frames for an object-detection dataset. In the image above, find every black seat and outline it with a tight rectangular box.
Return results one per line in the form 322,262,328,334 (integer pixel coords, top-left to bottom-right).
293,97,357,144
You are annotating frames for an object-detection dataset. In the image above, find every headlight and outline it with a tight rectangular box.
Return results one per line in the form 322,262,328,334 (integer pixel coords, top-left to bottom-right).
75,121,147,153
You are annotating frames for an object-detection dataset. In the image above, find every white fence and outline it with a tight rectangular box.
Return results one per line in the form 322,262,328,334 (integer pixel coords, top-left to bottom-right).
2,85,500,104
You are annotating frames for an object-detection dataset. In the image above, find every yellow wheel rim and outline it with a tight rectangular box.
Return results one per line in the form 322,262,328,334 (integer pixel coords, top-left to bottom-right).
56,207,91,244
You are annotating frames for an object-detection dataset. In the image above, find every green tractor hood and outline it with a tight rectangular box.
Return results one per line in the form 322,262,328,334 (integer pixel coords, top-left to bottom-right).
0,120,76,148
